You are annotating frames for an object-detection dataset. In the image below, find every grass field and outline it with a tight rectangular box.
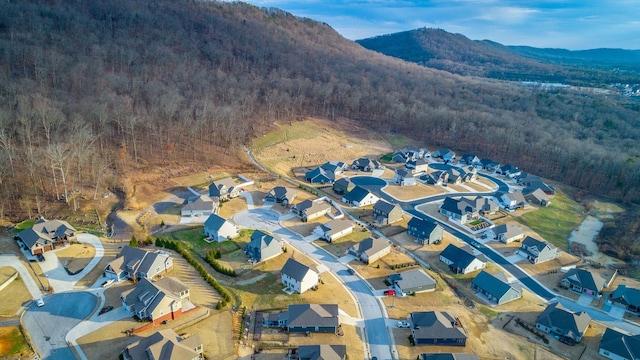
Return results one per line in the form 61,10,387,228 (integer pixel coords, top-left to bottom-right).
515,192,585,250
0,267,31,316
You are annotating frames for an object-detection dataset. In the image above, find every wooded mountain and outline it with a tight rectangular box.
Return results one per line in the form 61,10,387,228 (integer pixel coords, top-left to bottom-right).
357,28,640,85
1,0,640,220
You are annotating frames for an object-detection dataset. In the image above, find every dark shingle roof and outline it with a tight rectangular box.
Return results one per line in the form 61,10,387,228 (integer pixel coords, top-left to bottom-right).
562,268,608,293
373,199,399,215
343,186,371,202
536,302,591,341
288,304,339,328
471,270,521,301
522,236,554,252
411,311,467,342
599,327,640,360
281,258,315,282
204,213,227,231
421,354,479,360
408,217,440,234
440,244,486,269
298,345,346,360
612,285,640,308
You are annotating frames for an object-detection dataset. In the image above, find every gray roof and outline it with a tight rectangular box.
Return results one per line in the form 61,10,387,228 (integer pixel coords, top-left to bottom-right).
408,217,440,234
440,244,487,269
522,236,554,253
391,269,436,292
106,246,149,274
410,311,467,341
298,345,346,360
281,258,316,282
421,354,479,360
306,167,335,182
333,178,352,188
599,327,640,360
373,199,400,215
471,270,521,301
204,213,229,231
395,168,412,177
209,177,238,196
137,251,171,275
248,230,278,250
18,219,76,248
536,302,591,340
123,329,201,360
293,200,331,215
182,194,215,211
562,268,609,293
351,158,380,169
288,304,339,328
320,161,346,173
351,237,390,257
267,186,297,200
611,285,640,308
320,219,353,236
343,186,373,203
493,224,524,239
121,277,188,320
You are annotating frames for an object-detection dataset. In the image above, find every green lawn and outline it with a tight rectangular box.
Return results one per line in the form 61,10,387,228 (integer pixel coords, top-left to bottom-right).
314,227,372,257
382,133,414,150
515,192,585,250
11,221,35,234
166,226,247,256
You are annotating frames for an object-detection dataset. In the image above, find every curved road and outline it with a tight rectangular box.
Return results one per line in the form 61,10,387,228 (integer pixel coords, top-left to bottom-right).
234,208,394,360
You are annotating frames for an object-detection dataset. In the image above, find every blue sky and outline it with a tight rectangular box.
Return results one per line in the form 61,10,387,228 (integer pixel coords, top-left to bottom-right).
235,0,640,50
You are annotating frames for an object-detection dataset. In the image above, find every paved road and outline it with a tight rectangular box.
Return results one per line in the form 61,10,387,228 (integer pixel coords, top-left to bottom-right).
38,234,104,293
0,254,43,300
234,208,395,360
22,291,98,360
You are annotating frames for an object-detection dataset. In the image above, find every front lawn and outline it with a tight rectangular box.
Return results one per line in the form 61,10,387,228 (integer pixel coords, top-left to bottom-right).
515,192,585,251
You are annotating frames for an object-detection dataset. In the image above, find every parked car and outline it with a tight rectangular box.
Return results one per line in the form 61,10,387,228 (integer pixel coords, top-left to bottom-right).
36,298,44,307
383,289,396,296
99,305,114,315
397,321,410,328
348,268,356,275
101,279,114,288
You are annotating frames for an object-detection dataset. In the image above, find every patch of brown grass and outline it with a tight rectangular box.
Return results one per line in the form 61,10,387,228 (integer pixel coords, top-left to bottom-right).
218,197,249,218
383,183,445,200
0,326,32,358
313,226,371,257
0,270,31,316
75,240,121,289
56,243,96,274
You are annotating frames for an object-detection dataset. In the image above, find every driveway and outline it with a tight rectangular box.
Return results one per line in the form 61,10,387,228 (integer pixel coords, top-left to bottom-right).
22,291,98,360
66,305,130,360
0,254,43,299
38,234,104,292
234,208,395,360
577,293,593,306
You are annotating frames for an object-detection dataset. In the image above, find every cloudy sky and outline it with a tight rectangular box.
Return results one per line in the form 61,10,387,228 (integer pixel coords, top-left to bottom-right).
235,0,640,50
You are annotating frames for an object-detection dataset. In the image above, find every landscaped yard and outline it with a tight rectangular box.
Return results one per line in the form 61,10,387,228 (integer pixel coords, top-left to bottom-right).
515,192,585,250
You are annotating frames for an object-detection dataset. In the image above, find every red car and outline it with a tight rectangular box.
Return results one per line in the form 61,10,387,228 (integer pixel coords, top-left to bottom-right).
383,289,396,296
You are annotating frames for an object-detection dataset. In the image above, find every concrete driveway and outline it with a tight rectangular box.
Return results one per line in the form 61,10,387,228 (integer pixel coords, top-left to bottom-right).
0,254,43,300
22,291,98,360
38,233,104,292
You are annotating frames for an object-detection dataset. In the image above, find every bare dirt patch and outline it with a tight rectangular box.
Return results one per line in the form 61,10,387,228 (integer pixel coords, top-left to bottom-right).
0,326,33,358
55,243,96,274
383,182,445,200
379,217,410,238
219,197,249,218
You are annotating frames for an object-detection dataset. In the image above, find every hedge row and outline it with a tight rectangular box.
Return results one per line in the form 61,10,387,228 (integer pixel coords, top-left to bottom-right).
205,249,237,277
390,261,419,270
155,237,232,308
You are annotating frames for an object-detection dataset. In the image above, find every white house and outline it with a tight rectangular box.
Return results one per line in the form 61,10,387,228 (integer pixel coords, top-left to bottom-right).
281,258,319,294
314,219,354,242
181,195,217,217
204,214,239,242
342,186,379,207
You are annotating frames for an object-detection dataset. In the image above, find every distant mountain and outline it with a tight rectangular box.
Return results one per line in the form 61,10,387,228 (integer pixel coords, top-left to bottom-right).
357,28,640,85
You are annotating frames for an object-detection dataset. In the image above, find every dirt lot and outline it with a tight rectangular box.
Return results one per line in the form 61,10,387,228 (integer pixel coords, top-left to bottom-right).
0,267,32,317
383,182,446,200
219,196,250,218
378,217,410,238
75,239,122,289
281,215,331,237
55,243,96,274
0,326,33,359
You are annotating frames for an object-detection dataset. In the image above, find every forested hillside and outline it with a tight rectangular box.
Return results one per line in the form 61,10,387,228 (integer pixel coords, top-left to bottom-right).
1,0,640,220
357,28,640,85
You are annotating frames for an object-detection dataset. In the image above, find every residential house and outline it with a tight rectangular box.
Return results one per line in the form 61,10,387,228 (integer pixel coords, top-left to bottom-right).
263,311,288,328
104,246,173,281
446,168,464,184
394,168,416,186
599,327,640,360
420,354,479,360
203,214,238,242
291,199,332,222
392,149,410,163
305,167,335,184
121,277,190,325
406,159,430,173
387,268,436,295
535,302,591,343
320,161,347,175
439,197,498,224
497,191,527,210
432,148,456,163
561,268,617,297
420,171,448,185
610,285,640,313
410,311,467,346
17,218,76,256
497,164,521,178
517,236,558,264
281,258,319,294
208,177,241,200
314,219,354,242
491,223,524,243
287,304,339,334
471,271,522,305
439,244,487,274
332,178,354,195
244,230,283,262
298,345,346,360
517,173,556,195
264,186,297,205
479,158,500,172
523,188,551,206
342,186,379,207
347,237,391,264
372,200,403,225
407,217,443,245
459,154,481,166
121,329,203,360
181,195,218,217
351,158,381,172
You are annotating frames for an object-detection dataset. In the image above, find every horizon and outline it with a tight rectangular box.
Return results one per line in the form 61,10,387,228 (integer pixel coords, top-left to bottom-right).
233,0,640,51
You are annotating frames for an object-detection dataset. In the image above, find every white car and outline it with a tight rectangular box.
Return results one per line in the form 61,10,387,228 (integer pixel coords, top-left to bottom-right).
397,321,410,328
36,298,44,307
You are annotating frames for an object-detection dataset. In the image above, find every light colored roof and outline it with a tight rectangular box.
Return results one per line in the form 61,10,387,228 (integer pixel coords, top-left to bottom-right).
288,304,339,328
493,224,524,239
123,329,201,360
392,268,436,292
298,345,346,360
351,237,390,257
106,246,149,274
536,302,591,340
182,195,215,211
321,219,353,236
18,219,76,248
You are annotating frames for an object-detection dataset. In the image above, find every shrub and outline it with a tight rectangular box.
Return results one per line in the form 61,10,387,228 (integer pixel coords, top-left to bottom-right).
129,236,139,248
205,249,237,277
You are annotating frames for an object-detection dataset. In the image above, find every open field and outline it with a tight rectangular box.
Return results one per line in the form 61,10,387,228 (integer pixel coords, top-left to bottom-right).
219,196,250,218
515,192,585,251
281,215,331,237
55,243,96,274
252,118,392,176
0,326,33,358
0,267,32,316
383,182,445,200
